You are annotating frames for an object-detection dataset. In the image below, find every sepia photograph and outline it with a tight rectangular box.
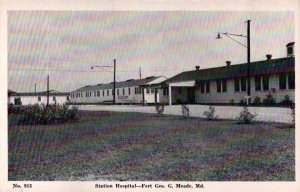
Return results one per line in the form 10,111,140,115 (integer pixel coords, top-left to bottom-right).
1,1,298,190
0,0,300,192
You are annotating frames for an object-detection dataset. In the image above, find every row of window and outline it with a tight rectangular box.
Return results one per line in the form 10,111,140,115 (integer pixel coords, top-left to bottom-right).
197,72,295,94
71,87,153,99
37,96,69,102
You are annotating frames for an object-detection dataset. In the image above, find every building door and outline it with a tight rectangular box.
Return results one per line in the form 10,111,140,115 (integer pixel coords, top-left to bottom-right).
187,88,195,104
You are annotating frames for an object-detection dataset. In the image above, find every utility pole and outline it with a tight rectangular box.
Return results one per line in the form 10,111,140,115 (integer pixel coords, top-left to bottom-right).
35,83,36,94
216,19,251,105
247,20,251,100
47,75,49,106
113,59,116,104
139,67,141,79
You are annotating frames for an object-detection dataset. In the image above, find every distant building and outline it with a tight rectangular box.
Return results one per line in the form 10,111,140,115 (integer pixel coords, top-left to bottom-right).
159,42,295,105
70,76,167,104
8,90,70,105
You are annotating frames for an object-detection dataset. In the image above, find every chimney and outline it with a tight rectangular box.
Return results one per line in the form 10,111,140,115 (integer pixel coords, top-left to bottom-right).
195,66,200,71
286,42,295,57
226,61,231,66
266,54,272,60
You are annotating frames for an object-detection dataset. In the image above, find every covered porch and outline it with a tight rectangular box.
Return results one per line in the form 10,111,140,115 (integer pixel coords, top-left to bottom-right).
164,81,196,106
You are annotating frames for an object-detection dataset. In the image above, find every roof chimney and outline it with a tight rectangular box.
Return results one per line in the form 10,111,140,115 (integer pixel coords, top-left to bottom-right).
266,54,272,60
286,42,295,57
226,61,231,66
195,66,200,71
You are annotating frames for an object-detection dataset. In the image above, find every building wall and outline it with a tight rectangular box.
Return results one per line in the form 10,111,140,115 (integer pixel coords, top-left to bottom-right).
9,95,69,105
195,74,295,104
70,86,161,104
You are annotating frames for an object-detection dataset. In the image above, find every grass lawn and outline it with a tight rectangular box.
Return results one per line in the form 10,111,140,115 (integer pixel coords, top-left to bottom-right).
8,111,295,181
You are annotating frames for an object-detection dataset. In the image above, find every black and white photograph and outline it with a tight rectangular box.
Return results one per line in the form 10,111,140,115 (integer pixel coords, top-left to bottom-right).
1,0,299,191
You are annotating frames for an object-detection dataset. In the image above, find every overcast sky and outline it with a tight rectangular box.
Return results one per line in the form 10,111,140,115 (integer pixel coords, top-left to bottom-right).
8,11,294,92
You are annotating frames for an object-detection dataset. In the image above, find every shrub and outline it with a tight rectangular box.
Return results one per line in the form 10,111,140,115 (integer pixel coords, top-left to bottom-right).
181,104,190,119
291,103,295,123
229,99,234,105
253,96,261,106
262,94,276,106
239,98,247,106
237,107,257,124
17,104,78,125
203,106,219,120
155,103,165,116
280,95,292,106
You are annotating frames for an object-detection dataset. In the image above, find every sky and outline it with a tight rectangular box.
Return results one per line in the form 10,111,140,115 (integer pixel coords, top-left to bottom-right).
8,11,294,92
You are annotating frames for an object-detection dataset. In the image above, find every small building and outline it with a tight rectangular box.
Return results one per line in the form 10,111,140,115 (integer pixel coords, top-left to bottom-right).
70,76,167,104
159,42,295,105
8,90,70,105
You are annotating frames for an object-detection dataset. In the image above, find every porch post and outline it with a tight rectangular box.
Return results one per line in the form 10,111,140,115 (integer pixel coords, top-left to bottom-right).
154,88,157,104
168,86,172,106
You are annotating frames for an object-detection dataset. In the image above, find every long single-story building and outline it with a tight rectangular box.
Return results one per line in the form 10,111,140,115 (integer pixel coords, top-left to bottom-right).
70,76,167,104
159,42,295,105
8,90,70,105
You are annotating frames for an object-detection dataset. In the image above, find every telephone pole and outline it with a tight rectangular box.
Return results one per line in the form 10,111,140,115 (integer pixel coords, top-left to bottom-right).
139,67,141,79
47,75,49,106
113,59,116,104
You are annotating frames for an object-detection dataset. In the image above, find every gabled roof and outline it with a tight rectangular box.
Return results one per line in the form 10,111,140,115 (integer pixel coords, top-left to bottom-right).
10,90,70,96
73,76,160,92
162,57,294,85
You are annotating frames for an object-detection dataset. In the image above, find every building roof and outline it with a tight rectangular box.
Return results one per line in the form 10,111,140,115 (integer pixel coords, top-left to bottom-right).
286,42,295,46
162,57,294,85
10,90,70,96
73,76,160,93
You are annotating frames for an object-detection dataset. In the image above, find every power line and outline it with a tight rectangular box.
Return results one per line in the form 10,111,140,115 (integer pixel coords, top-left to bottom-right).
8,68,182,72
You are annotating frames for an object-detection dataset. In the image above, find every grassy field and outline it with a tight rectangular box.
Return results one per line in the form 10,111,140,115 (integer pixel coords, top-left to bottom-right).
8,111,295,181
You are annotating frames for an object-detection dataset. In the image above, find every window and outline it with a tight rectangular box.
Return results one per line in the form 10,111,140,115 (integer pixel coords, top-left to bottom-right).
200,82,205,93
94,91,96,97
151,89,154,94
128,88,131,95
163,88,168,96
123,88,125,95
53,96,56,102
288,47,293,55
216,80,221,93
262,76,269,91
97,91,100,97
102,90,105,97
288,72,295,89
146,88,150,94
241,77,247,92
67,96,69,101
38,96,41,102
178,87,182,94
222,79,227,92
117,89,119,96
107,90,109,96
255,76,261,91
234,78,240,92
279,73,287,90
206,81,210,93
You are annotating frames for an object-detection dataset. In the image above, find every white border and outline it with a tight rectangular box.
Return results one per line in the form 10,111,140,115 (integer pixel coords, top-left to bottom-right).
1,0,299,191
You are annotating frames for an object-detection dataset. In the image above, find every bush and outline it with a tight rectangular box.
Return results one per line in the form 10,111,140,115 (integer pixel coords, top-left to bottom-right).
16,104,78,125
203,106,219,120
253,96,261,106
280,95,292,106
155,103,165,116
262,94,276,106
181,104,190,119
291,103,295,123
239,98,247,106
237,107,257,124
